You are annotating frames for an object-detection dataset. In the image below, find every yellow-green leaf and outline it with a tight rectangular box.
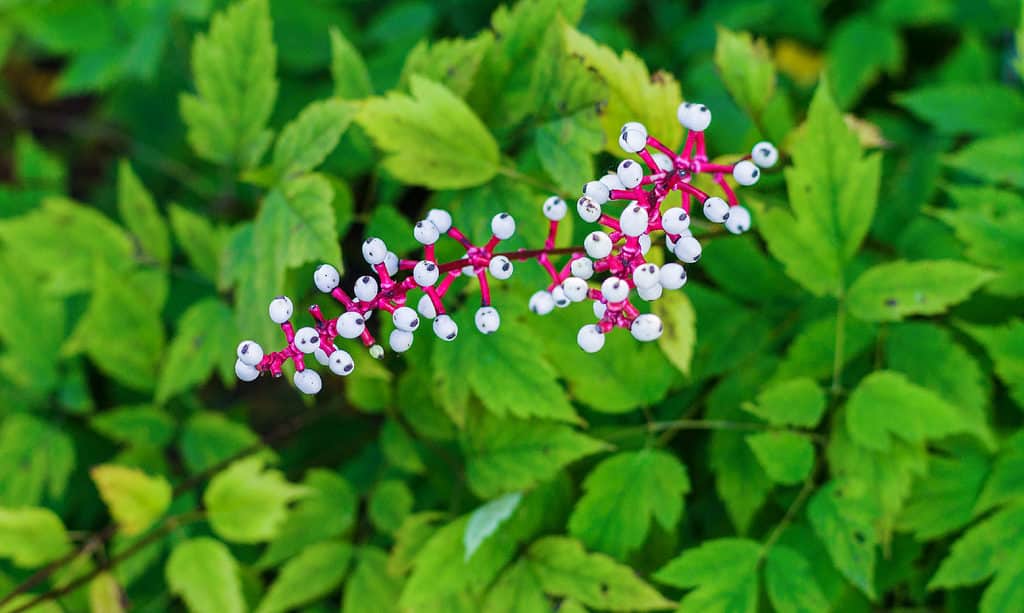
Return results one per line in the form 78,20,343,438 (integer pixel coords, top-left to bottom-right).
91,465,172,536
0,506,71,568
714,27,776,117
166,538,246,613
117,161,170,266
203,456,307,543
848,260,994,321
654,290,696,376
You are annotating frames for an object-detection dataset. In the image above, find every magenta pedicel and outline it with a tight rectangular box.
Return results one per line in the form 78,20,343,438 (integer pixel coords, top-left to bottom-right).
235,102,778,394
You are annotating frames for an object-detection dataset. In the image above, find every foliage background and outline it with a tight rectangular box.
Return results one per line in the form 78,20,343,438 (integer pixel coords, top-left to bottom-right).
1,0,1023,611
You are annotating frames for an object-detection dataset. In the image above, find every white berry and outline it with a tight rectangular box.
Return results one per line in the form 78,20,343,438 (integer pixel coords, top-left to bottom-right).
677,102,711,131
328,349,355,376
725,205,752,234
414,220,440,245
652,152,674,172
413,260,440,287
661,207,690,234
294,327,320,354
354,275,379,302
236,340,264,366
571,257,594,280
617,159,643,189
583,180,610,205
427,209,452,233
433,314,458,341
600,173,625,192
562,277,589,302
733,160,760,186
475,306,500,334
703,196,730,223
618,121,648,153
585,231,613,259
593,301,607,318
268,296,293,324
417,294,437,319
543,196,567,221
751,141,778,168
314,346,331,366
313,264,340,293
577,196,602,223
294,369,322,395
529,290,555,315
630,313,663,342
659,262,688,290
674,236,702,263
638,283,663,301
392,306,419,332
491,212,516,240
577,324,605,353
632,263,660,289
389,329,414,353
384,251,399,276
489,255,513,280
619,203,649,237
369,344,384,359
601,277,630,303
235,359,259,382
551,285,570,308
337,312,365,338
362,237,387,265
639,234,651,254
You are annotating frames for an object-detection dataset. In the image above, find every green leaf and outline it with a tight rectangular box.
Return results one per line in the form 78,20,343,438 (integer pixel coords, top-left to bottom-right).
655,538,760,613
898,444,990,539
0,507,71,568
826,16,903,109
483,560,549,613
462,413,609,498
166,537,245,613
256,541,353,613
895,83,1024,135
0,413,74,507
935,197,1024,297
886,322,988,413
156,298,236,403
204,456,307,543
465,492,522,561
745,432,815,485
90,465,172,536
380,419,426,474
180,0,277,168
329,26,373,99
90,406,175,448
977,432,1024,513
959,319,1024,408
759,79,882,296
533,109,604,194
928,503,1024,590
117,161,170,266
369,479,414,535
765,545,829,613
568,449,690,560
88,573,126,613
714,27,776,117
272,98,355,179
527,536,674,611
562,23,682,153
944,132,1024,188
180,413,260,474
343,546,403,613
744,378,826,428
357,76,499,189
400,33,493,98
775,314,876,382
846,371,992,451
62,263,165,391
0,251,64,398
169,204,225,282
807,481,878,599
259,469,356,568
654,289,697,377
848,260,993,321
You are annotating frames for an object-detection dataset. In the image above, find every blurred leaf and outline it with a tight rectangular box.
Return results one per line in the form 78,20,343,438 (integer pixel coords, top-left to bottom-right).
0,414,74,507
746,431,814,485
899,444,990,539
826,16,903,109
886,322,988,412
166,537,246,613
977,432,1024,514
464,492,522,561
847,260,993,321
14,133,66,192
0,251,64,397
90,406,175,448
744,378,826,428
807,481,878,599
569,449,690,560
91,465,172,536
895,83,1024,135
88,573,126,613
272,98,355,179
259,469,356,568
401,34,493,98
655,538,760,613
654,289,697,377
959,319,1024,408
204,456,306,543
369,480,414,535
944,132,1024,188
117,161,170,266
330,26,373,99
169,204,226,283
527,536,674,610
156,298,236,404
180,0,278,168
343,546,403,613
255,541,352,613
483,560,548,613
380,419,426,474
765,545,829,613
563,22,682,153
534,109,604,194
180,413,260,474
357,76,499,189
759,80,881,296
774,314,875,381
0,507,70,568
714,27,776,118
462,414,608,498
700,235,800,303
936,197,1024,297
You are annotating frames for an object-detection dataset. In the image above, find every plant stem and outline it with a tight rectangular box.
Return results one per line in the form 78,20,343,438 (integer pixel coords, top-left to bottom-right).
831,294,847,396
759,462,819,562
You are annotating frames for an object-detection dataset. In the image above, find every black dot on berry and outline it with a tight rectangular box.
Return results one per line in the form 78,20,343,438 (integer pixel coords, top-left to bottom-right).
752,169,759,177
446,333,456,340
240,344,248,354
761,147,770,156
623,160,632,167
500,213,509,218
427,263,436,270
502,262,510,271
356,318,364,325
344,364,353,372
684,102,692,108
699,105,707,112
723,212,730,220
